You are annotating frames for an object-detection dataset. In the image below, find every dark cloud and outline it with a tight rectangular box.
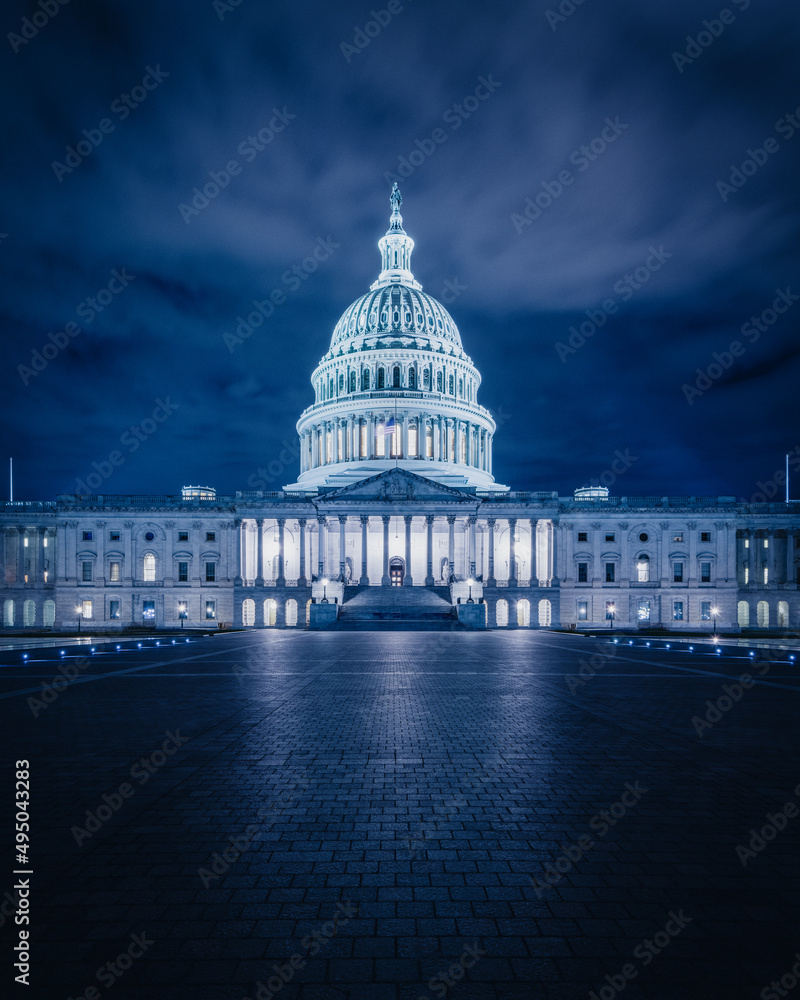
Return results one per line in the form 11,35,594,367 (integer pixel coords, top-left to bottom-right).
0,0,798,499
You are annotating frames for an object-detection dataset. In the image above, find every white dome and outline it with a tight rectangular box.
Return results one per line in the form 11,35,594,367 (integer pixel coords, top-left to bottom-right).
330,284,462,352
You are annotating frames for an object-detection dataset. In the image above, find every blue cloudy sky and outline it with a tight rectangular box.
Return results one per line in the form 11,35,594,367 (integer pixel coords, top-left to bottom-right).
1,0,798,499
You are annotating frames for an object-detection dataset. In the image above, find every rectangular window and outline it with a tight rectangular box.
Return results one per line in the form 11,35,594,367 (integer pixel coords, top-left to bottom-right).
142,600,155,621
82,530,92,541
701,562,711,583
81,599,92,619
673,601,684,621
701,601,711,622
764,567,769,584
109,530,120,541
637,600,651,622
109,562,120,582
605,562,615,583
763,538,769,548
205,532,216,542
673,532,683,543
605,533,615,542
178,561,188,582
205,562,216,582
700,531,711,542
205,600,216,620
744,539,749,549
178,531,189,542
577,601,588,621
577,532,588,542
673,562,683,583
82,561,93,582
109,599,120,620
744,566,749,584
577,562,588,582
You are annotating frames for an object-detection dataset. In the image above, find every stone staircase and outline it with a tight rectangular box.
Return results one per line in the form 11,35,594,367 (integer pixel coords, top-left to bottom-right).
334,585,464,630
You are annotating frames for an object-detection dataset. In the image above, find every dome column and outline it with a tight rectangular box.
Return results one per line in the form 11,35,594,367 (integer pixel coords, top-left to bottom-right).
425,515,435,586
367,413,376,459
447,515,456,583
359,516,370,585
508,518,517,586
276,518,286,586
338,515,347,582
468,516,477,579
486,517,496,587
298,518,307,587
317,516,326,578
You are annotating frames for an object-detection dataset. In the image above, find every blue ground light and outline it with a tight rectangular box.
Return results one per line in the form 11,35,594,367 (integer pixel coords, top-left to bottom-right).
3,631,800,999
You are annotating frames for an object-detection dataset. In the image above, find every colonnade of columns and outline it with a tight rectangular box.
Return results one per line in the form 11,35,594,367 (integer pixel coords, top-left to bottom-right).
0,526,55,586
298,412,493,474
233,514,547,587
739,528,798,586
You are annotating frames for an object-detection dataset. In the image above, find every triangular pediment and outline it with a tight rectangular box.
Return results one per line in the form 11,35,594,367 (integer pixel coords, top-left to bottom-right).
316,468,477,504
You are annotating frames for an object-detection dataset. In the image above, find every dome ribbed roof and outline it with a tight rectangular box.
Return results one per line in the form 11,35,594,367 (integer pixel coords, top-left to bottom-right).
330,284,462,351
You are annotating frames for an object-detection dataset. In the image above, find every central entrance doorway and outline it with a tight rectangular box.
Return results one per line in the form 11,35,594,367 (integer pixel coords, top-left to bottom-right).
389,557,405,587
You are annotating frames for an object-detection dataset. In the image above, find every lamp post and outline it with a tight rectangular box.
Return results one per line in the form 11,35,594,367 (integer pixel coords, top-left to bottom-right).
711,605,720,640
321,577,329,604
76,605,82,633
608,603,616,631
467,578,475,604
179,603,187,629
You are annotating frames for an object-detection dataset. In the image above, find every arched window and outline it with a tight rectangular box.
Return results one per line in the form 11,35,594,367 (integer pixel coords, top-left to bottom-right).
286,599,298,627
362,369,370,390
143,553,156,582
757,601,769,627
538,599,552,626
242,599,255,626
448,374,455,395
496,599,509,627
636,554,650,582
517,599,530,627
778,600,789,627
43,600,55,627
23,600,36,627
408,367,416,389
377,368,385,389
3,600,14,627
737,601,750,627
264,599,277,627
436,371,443,392
348,371,356,393
458,377,463,397
338,373,344,392
393,366,401,388
329,377,334,398
423,368,430,388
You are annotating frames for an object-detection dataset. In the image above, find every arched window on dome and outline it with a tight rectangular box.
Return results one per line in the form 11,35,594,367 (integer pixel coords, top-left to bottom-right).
362,369,370,391
329,376,334,398
338,373,344,393
349,371,356,393
392,366,400,388
448,374,455,395
377,368,385,389
423,368,430,388
436,371,443,392
408,367,416,389
458,377,463,397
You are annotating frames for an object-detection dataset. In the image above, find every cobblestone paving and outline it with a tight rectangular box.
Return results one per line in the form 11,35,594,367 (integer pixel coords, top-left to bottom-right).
3,630,800,999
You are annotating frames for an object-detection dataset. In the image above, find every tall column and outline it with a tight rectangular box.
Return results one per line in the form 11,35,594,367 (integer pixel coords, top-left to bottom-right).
508,518,517,586
787,531,796,586
17,527,27,585
234,519,243,584
468,516,477,579
447,515,456,582
439,418,446,462
529,518,538,586
425,515,434,586
766,531,776,586
298,519,307,587
550,520,560,585
347,415,354,462
37,526,47,585
381,515,390,586
255,518,265,585
277,518,286,586
317,516,326,579
367,413,375,459
360,516,370,585
404,515,413,586
338,515,347,581
486,518,496,586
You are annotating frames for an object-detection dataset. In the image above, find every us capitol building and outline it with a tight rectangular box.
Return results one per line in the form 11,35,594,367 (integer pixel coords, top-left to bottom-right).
2,186,798,631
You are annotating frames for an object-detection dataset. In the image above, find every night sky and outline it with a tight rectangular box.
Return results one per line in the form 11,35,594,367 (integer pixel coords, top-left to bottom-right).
1,0,798,501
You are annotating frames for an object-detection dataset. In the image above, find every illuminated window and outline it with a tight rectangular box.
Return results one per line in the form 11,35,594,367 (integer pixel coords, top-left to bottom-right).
409,424,418,457
744,566,749,584
426,426,433,458
82,599,93,619
701,602,711,621
763,538,769,548
109,562,120,582
360,423,367,457
142,600,155,620
376,423,385,457
636,555,650,582
109,600,120,620
206,600,216,620
637,599,651,622
577,601,588,620
744,539,749,548
673,601,684,621
673,532,683,543
143,553,156,582
764,567,769,584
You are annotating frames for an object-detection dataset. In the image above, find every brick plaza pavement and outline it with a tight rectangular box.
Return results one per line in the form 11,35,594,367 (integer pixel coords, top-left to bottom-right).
2,630,800,999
